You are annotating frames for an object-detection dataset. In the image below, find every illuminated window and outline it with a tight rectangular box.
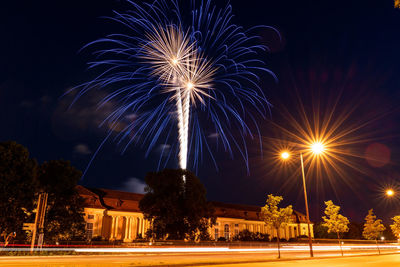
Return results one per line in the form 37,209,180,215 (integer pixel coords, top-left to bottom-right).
86,223,93,239
88,214,94,220
224,224,230,240
214,228,219,240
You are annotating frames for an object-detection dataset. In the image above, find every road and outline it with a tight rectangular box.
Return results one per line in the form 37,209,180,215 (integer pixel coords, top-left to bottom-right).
0,249,400,267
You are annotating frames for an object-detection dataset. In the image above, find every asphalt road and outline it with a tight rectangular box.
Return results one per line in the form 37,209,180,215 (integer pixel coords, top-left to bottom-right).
0,250,400,267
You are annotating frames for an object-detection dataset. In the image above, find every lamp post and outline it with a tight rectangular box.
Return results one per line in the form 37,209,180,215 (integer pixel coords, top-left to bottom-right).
300,152,313,258
280,141,325,258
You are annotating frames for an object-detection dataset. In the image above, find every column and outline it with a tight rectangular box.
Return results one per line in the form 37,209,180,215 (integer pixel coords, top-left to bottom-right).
97,215,103,237
137,218,142,237
114,216,119,239
124,216,129,242
110,216,116,239
131,217,137,239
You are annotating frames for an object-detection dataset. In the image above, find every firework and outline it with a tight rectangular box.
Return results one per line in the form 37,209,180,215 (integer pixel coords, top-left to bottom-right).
76,0,276,174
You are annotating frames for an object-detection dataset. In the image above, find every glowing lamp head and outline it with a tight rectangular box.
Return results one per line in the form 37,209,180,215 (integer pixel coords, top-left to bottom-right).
281,151,290,160
186,82,194,90
386,189,394,197
311,142,324,154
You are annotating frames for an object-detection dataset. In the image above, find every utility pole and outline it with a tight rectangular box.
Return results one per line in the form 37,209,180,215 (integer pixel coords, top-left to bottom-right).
28,192,48,253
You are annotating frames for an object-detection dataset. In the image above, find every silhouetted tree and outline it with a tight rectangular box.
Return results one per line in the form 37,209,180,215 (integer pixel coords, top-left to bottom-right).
313,222,336,239
0,141,37,240
344,222,363,240
139,169,216,240
38,160,86,242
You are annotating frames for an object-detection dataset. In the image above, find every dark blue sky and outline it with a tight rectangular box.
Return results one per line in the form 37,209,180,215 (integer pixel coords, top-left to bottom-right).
2,0,400,222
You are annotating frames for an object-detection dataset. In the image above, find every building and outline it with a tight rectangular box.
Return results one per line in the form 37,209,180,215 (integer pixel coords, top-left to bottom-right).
77,185,313,241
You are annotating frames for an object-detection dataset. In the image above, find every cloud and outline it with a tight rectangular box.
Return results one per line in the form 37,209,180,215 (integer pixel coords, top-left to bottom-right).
73,143,92,155
208,133,219,139
124,113,137,121
120,177,146,194
158,144,171,150
40,95,53,103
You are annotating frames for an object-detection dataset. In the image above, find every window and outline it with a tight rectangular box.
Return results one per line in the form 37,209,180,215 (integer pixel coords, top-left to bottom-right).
224,224,230,240
86,223,93,239
88,214,94,220
235,229,239,236
234,224,239,227
214,228,219,240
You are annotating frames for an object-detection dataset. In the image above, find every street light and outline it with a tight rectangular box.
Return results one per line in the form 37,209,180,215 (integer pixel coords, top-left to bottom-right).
281,151,290,160
311,142,324,155
386,189,395,197
280,142,326,258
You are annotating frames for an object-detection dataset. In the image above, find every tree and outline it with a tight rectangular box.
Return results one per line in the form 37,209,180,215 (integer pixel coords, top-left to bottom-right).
0,141,37,241
344,222,363,240
139,169,216,240
390,216,400,241
322,200,349,256
37,160,86,242
363,209,385,254
261,194,293,258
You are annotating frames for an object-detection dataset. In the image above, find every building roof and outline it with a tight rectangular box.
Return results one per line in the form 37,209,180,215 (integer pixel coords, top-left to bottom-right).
77,185,309,223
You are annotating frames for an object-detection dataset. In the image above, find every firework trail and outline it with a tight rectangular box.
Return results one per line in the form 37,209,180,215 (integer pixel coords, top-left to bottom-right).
75,0,277,175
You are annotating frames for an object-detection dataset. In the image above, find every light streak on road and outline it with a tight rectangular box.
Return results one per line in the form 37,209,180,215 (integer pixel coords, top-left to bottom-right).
2,244,400,253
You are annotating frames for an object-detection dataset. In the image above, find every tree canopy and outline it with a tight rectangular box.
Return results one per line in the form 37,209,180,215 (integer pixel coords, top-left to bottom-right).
0,141,37,239
322,200,350,236
0,141,85,242
363,209,385,241
390,215,400,239
261,194,292,258
322,200,349,256
38,160,86,241
139,169,216,240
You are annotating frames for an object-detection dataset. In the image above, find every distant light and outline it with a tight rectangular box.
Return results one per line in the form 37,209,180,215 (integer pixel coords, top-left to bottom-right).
281,152,290,160
311,142,324,154
381,236,385,241
386,189,394,197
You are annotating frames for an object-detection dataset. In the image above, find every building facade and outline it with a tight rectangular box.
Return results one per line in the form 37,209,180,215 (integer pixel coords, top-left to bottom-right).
77,186,313,242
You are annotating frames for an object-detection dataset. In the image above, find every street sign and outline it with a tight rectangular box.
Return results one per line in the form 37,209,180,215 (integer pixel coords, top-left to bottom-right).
22,223,35,231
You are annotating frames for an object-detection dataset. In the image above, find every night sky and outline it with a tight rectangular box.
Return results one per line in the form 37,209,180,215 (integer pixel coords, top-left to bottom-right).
2,0,400,223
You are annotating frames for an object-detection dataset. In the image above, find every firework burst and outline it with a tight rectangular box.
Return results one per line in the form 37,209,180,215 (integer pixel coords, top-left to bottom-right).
75,0,276,174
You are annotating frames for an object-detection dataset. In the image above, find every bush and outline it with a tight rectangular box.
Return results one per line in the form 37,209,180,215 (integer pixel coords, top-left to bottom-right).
298,235,309,239
288,237,298,242
217,237,227,242
90,236,104,241
271,237,287,242
232,230,270,241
